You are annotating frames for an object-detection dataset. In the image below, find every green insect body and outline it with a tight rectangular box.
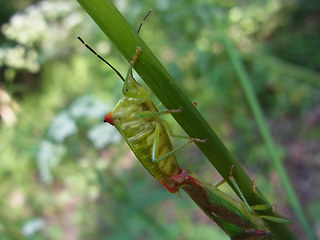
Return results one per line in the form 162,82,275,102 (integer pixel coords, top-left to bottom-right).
104,50,181,193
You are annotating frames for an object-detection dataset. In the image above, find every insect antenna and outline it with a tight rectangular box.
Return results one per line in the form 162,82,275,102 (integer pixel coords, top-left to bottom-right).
137,9,152,34
77,36,125,82
78,10,152,82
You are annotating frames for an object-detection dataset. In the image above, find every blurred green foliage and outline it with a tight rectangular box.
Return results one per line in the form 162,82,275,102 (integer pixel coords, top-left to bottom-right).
0,0,319,239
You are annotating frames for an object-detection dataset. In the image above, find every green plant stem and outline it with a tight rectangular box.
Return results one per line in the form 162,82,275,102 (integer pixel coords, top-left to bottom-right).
218,21,317,240
76,0,297,239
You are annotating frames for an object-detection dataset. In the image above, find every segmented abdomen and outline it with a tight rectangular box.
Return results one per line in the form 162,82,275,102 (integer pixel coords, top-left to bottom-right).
111,96,180,182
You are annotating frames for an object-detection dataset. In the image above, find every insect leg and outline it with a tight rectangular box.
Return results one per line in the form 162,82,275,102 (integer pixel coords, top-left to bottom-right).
228,166,254,213
250,204,291,223
151,124,161,162
135,108,182,118
122,9,152,88
161,119,190,139
154,138,206,162
228,166,291,224
259,215,291,224
135,110,190,138
155,102,197,111
228,166,271,213
122,47,143,97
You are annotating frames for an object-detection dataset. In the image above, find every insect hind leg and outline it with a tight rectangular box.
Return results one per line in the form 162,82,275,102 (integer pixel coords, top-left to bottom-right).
154,138,206,163
228,166,291,224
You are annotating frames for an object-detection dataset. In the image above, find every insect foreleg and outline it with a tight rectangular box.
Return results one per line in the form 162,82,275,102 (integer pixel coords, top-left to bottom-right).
122,47,142,94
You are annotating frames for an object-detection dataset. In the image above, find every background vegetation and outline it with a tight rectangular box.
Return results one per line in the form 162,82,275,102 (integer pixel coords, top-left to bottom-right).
0,0,319,239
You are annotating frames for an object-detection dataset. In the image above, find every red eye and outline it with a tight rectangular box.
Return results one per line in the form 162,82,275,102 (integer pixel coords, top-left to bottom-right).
104,112,114,125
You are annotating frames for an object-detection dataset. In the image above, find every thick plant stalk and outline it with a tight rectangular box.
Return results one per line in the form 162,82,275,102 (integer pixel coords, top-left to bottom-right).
76,0,297,239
